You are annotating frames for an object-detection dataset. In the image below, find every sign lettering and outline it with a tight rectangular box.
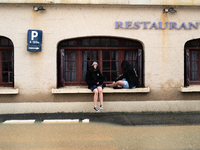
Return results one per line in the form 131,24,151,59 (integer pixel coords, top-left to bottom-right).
115,21,199,30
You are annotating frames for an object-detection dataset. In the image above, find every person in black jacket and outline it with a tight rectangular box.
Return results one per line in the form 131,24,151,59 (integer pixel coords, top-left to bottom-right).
106,60,138,89
85,61,104,112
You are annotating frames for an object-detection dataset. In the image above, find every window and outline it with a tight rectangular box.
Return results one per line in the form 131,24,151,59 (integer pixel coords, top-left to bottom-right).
0,36,14,87
57,37,143,87
185,39,200,86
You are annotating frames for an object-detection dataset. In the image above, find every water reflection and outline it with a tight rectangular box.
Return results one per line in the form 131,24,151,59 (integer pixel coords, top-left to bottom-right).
0,122,200,150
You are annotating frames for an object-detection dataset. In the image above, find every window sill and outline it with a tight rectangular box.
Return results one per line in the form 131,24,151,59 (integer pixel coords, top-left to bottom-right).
0,87,19,94
181,85,200,92
52,86,150,94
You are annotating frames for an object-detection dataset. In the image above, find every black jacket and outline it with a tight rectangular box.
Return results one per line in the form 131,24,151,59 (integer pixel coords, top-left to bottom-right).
85,68,104,89
117,60,138,88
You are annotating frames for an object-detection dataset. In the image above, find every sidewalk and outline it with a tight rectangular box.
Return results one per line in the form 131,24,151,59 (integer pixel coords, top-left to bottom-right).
1,112,200,125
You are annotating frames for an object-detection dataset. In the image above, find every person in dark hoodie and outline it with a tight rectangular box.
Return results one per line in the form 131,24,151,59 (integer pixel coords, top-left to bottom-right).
85,61,104,112
106,60,138,89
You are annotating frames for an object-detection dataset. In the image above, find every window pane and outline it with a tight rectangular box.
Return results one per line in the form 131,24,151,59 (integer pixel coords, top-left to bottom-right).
9,62,13,71
191,72,198,81
3,73,8,82
65,72,68,81
9,51,12,60
124,51,132,60
68,40,76,46
133,42,142,47
133,51,138,60
191,61,198,71
82,51,90,60
124,40,132,46
69,72,76,81
60,41,68,47
82,62,88,71
2,62,8,71
111,72,119,81
65,62,68,71
9,72,13,82
1,38,8,46
101,38,110,46
191,41,199,47
124,50,138,67
111,62,118,71
9,40,13,46
103,72,110,81
91,51,98,60
103,62,110,71
91,38,100,46
185,41,191,47
111,39,119,46
111,51,118,60
191,51,198,60
82,72,86,81
69,62,76,71
65,51,68,60
69,51,76,60
2,51,8,60
103,51,110,60
82,39,90,46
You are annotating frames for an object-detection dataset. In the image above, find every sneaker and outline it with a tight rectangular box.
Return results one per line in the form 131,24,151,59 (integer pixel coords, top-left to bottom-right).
100,105,103,110
94,107,100,112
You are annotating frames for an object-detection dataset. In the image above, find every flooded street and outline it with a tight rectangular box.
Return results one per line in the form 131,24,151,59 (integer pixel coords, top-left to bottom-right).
0,122,200,150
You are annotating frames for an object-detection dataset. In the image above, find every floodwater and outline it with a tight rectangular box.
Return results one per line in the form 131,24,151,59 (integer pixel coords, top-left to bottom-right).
0,122,200,150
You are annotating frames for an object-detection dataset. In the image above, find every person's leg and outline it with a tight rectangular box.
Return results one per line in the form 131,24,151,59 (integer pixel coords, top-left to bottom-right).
97,86,103,106
106,80,124,87
93,89,98,108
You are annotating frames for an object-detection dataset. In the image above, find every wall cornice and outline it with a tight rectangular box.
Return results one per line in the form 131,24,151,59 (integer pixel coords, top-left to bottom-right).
0,0,200,6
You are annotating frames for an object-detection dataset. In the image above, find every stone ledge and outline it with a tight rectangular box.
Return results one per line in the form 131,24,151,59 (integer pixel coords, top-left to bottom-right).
52,86,150,94
0,88,19,94
181,86,200,92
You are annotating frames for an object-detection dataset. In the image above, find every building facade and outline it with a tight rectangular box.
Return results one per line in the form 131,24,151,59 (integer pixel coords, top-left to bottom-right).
0,0,200,113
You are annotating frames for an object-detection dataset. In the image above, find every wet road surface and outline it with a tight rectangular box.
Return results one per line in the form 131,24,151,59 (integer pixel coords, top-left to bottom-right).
1,112,200,126
0,122,200,150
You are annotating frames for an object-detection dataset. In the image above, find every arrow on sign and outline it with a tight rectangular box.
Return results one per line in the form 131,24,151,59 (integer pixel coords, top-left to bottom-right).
29,47,40,50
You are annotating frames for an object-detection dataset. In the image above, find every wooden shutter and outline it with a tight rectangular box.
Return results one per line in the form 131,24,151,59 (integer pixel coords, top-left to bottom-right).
58,49,65,87
138,49,143,87
185,49,190,86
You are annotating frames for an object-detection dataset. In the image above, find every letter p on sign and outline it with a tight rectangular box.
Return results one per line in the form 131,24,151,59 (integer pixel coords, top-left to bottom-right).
31,31,38,40
27,29,43,45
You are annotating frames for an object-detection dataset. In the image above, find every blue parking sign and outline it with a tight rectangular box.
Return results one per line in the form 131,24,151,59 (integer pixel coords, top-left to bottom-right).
27,30,43,45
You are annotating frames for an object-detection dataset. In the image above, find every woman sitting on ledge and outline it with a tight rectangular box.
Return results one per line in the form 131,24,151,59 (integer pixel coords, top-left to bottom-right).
105,60,138,89
86,61,104,112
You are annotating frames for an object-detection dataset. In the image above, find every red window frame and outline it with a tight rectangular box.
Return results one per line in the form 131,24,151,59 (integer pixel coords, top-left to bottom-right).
185,48,200,85
185,39,200,86
189,49,200,85
0,36,14,87
57,37,143,87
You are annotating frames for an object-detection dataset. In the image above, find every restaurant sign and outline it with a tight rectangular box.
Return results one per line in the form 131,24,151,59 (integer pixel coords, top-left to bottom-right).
115,21,199,30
